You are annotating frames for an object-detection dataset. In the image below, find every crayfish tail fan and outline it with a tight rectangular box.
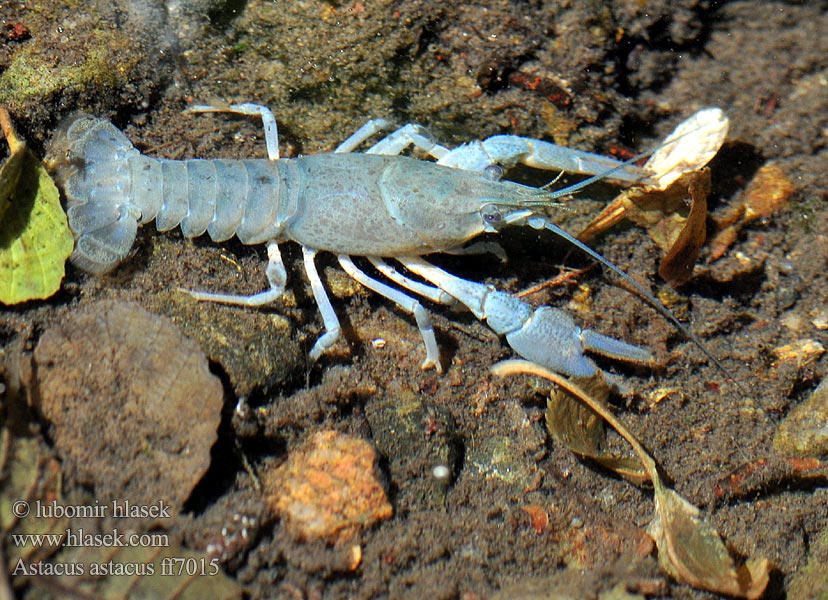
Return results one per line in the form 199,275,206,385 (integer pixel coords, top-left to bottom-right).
45,116,142,274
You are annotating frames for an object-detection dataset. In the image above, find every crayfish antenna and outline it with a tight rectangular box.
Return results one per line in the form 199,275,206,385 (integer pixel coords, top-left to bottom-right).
518,108,735,383
538,220,735,383
536,107,730,200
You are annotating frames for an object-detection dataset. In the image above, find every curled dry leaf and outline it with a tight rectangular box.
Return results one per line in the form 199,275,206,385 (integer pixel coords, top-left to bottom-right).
545,372,648,485
0,107,73,304
579,170,711,288
648,481,770,600
642,107,730,192
492,359,770,598
578,108,729,287
657,171,709,286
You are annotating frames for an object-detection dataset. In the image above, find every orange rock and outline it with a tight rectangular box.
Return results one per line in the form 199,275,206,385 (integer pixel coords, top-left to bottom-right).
264,431,392,542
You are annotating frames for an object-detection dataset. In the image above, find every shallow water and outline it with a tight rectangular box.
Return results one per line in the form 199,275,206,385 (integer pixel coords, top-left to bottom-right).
2,1,827,598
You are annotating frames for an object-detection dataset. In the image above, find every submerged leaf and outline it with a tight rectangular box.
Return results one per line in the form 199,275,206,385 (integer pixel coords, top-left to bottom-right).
642,108,729,191
579,170,711,287
648,481,770,599
0,108,73,304
578,109,728,287
545,373,648,485
492,359,770,599
492,360,658,481
709,162,794,262
657,170,710,286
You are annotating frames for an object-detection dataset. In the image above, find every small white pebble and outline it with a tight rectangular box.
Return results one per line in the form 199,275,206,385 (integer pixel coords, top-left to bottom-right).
371,338,386,349
432,464,451,481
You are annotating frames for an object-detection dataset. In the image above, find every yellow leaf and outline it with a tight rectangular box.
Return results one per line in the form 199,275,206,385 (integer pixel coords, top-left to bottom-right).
0,108,74,304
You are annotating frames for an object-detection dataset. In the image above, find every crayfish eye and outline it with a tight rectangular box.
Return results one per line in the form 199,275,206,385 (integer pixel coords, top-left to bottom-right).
481,204,503,225
483,164,503,181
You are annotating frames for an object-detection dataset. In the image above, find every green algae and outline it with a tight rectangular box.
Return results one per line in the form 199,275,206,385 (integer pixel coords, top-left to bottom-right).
0,29,136,110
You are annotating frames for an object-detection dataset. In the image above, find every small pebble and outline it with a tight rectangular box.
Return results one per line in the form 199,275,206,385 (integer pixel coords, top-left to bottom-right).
774,378,828,458
263,430,392,542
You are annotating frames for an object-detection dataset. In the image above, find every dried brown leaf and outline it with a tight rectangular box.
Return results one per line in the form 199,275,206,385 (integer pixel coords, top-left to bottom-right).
648,481,770,599
545,373,648,485
709,163,794,261
492,360,658,480
578,108,728,283
643,108,729,191
492,359,770,599
578,170,711,287
576,195,628,243
657,170,709,286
